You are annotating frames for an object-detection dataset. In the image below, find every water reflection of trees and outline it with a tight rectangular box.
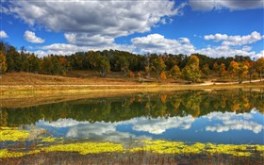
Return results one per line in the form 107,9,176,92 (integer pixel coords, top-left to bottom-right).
1,89,264,126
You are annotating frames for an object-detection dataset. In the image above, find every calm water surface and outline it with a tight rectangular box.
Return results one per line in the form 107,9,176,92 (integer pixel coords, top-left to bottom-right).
1,89,264,146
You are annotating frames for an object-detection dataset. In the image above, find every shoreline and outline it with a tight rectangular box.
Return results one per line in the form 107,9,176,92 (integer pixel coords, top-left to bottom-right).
1,81,264,99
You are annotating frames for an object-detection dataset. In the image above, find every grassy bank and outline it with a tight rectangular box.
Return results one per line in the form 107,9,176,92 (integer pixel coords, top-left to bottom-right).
1,72,264,99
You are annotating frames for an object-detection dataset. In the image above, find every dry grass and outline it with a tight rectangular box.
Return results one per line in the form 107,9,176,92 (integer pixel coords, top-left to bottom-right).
1,152,262,165
0,72,139,85
1,72,264,100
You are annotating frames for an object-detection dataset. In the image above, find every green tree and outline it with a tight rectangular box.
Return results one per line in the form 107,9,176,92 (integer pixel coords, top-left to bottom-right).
151,57,166,79
170,65,181,79
28,54,40,73
97,55,110,77
182,55,201,82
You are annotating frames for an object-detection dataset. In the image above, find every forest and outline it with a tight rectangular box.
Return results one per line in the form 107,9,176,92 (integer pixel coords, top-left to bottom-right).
0,42,264,83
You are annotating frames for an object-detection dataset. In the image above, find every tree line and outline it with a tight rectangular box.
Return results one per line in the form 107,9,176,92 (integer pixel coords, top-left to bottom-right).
0,42,264,82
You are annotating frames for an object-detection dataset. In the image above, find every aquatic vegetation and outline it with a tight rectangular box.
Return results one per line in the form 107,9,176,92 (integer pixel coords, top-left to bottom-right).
130,140,205,154
0,139,263,159
130,140,258,157
256,145,264,152
131,140,185,154
44,142,124,155
41,136,56,143
0,127,29,142
206,144,251,157
0,149,40,159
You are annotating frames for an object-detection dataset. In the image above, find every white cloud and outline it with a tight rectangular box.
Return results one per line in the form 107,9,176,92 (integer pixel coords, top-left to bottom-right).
33,42,133,56
196,45,259,58
0,30,8,38
6,0,185,46
131,33,195,54
24,30,45,44
189,0,264,11
204,31,263,46
200,31,264,58
64,33,114,46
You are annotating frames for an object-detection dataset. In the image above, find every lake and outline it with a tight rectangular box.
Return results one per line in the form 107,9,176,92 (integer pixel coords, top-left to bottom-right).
1,89,264,164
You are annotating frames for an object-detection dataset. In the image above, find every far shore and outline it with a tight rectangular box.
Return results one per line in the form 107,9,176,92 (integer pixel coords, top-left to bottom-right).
1,72,264,100
1,80,264,99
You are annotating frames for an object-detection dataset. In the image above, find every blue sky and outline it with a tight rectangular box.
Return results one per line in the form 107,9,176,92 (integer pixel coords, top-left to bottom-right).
0,0,263,58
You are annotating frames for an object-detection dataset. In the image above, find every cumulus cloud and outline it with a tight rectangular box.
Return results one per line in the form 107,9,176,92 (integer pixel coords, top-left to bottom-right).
24,30,45,43
203,111,264,134
32,31,263,59
33,42,133,56
204,31,263,46
131,33,195,54
200,31,264,58
0,30,8,38
189,0,264,11
5,0,185,46
197,45,258,58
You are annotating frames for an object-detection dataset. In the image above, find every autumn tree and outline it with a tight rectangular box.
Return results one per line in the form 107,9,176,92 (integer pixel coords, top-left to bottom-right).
182,55,201,82
201,63,210,76
237,62,248,83
151,57,166,80
243,61,254,82
0,52,7,75
219,63,227,77
255,57,264,80
229,60,239,79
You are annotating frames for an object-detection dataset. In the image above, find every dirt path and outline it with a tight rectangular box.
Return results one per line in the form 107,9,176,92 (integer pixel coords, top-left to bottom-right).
195,79,263,86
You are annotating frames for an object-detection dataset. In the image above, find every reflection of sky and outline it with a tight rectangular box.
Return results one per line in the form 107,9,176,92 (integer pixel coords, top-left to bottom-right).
36,109,264,144
202,109,264,134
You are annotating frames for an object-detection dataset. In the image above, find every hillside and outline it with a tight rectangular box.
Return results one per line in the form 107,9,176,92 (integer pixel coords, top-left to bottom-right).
0,72,140,85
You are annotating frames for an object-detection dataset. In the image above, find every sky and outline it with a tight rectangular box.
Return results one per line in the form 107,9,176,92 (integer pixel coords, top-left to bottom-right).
0,0,263,59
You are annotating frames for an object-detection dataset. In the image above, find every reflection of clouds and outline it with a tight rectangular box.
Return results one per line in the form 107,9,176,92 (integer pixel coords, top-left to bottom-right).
203,111,264,134
37,119,150,143
205,112,252,121
38,118,89,128
66,122,139,143
37,115,195,140
127,116,195,134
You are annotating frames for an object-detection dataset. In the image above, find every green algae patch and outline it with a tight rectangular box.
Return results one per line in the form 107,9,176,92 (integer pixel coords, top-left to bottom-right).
0,127,30,142
44,142,124,154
